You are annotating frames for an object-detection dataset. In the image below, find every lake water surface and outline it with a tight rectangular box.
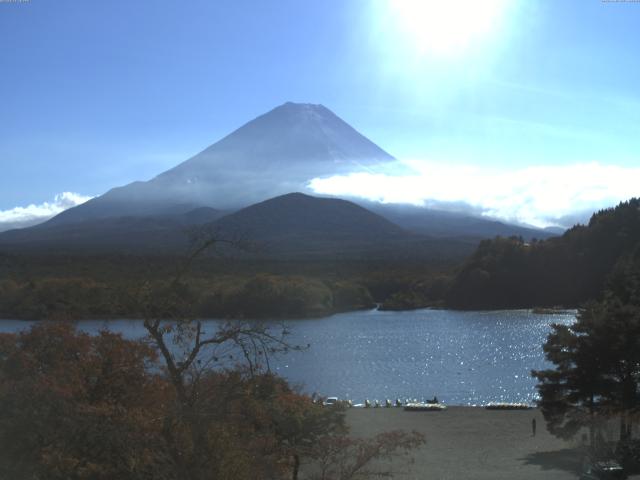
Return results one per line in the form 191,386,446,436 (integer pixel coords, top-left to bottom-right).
0,308,575,405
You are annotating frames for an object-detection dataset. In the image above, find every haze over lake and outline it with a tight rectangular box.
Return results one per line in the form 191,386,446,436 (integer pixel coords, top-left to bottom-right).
1,308,575,405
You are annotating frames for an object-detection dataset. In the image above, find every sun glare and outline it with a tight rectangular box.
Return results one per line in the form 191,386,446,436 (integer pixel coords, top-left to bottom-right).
386,0,509,56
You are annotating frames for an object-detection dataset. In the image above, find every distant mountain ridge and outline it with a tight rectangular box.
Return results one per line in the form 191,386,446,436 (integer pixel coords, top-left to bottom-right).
361,202,556,241
0,193,476,261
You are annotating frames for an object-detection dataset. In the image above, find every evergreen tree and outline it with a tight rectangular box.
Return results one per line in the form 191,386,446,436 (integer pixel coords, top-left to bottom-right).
533,247,640,443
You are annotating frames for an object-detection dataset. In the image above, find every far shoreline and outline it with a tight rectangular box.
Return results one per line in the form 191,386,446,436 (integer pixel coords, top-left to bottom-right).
0,305,579,323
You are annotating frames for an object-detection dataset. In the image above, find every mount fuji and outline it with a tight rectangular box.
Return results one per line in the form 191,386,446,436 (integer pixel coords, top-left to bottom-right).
48,102,395,225
0,102,554,253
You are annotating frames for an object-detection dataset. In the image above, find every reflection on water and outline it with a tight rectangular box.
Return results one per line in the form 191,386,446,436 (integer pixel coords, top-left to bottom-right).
0,308,575,405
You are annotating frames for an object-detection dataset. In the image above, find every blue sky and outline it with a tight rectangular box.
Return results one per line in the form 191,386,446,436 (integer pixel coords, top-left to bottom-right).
1,0,639,227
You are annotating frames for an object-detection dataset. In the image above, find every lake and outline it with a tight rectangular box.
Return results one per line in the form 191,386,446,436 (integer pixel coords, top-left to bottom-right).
0,308,575,405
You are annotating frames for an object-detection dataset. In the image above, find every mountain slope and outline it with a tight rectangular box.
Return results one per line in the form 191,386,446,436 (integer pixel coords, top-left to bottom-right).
208,193,478,260
47,102,394,225
0,207,225,254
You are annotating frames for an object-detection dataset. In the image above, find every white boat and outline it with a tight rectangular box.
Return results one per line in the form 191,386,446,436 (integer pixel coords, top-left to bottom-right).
403,402,447,412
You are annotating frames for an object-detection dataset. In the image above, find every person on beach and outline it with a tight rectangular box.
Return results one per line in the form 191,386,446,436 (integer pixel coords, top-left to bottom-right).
532,418,536,437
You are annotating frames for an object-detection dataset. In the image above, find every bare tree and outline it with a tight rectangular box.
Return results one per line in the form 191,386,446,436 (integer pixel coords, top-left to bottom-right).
137,230,300,479
135,229,425,480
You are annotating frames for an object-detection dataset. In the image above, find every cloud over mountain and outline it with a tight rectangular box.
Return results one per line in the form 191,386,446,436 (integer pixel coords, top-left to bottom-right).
0,192,93,232
309,161,640,228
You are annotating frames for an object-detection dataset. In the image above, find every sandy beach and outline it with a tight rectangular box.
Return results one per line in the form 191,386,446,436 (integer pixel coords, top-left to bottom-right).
341,406,610,480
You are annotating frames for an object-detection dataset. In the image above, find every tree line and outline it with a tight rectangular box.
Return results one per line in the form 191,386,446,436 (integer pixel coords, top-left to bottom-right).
0,252,452,320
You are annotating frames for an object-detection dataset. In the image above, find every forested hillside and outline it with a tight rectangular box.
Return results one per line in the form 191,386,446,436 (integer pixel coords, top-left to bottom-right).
0,252,453,320
446,199,640,309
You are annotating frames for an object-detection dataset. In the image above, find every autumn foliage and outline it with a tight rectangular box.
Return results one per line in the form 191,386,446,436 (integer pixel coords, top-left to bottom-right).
0,323,169,479
0,322,423,480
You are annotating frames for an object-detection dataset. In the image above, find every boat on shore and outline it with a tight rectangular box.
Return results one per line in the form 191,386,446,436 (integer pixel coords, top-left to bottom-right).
403,402,447,412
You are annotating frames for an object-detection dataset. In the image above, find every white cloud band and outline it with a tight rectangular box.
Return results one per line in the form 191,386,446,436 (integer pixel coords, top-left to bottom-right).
309,161,640,228
0,192,93,232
